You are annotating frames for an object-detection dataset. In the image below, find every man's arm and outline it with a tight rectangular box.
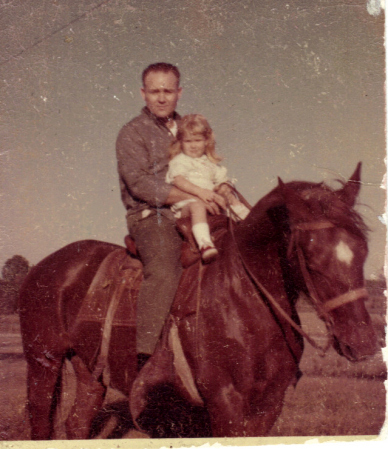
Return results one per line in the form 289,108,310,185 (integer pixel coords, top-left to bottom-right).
164,185,195,204
171,175,226,209
116,124,172,207
165,184,221,215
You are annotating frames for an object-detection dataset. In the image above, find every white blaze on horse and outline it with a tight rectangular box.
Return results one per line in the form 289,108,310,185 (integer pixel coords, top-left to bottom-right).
19,163,379,439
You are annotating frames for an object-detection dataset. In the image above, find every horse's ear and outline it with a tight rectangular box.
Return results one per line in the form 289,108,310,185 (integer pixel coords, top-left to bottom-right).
268,179,292,230
277,177,288,199
277,180,311,224
336,162,362,206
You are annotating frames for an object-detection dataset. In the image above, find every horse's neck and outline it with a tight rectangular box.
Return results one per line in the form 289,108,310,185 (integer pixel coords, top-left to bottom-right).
234,196,300,311
228,218,304,362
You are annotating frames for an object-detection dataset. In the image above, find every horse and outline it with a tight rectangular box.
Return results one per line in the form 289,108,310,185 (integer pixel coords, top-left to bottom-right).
19,163,379,439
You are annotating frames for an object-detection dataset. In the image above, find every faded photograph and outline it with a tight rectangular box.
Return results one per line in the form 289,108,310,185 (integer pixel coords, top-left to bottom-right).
0,0,386,444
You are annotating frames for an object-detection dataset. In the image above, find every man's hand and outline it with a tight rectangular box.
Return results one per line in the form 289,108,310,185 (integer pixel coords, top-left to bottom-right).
203,199,221,215
215,183,237,205
197,188,226,209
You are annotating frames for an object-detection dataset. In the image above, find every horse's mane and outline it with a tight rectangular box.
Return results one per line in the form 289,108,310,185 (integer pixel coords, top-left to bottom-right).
283,181,369,240
237,179,368,254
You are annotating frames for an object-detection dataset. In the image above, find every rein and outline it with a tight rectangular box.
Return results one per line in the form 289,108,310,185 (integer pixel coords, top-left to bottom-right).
195,263,205,362
230,218,366,355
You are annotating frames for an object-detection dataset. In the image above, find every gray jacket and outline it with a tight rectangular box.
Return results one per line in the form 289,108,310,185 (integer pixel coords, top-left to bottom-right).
116,107,180,221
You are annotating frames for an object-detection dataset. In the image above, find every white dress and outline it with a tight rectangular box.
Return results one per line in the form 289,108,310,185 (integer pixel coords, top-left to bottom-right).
166,153,229,217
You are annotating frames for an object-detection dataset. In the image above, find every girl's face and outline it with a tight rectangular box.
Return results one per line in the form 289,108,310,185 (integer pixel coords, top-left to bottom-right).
181,132,207,159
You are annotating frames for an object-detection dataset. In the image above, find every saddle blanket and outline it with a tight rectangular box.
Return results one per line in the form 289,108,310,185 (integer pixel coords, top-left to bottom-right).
73,248,143,329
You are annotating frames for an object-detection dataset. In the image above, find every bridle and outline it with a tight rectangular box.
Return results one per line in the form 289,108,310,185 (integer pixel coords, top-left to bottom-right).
232,218,368,355
291,221,367,314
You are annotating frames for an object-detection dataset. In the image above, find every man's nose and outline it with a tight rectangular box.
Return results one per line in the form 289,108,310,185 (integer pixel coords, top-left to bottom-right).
157,92,166,102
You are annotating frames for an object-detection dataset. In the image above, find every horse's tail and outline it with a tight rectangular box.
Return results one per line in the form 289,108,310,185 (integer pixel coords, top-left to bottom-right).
19,240,122,439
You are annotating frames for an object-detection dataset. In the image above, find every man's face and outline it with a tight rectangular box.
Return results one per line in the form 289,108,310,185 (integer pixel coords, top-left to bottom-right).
141,71,182,118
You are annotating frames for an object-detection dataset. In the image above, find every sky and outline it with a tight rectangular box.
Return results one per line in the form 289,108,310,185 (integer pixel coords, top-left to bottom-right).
0,0,386,278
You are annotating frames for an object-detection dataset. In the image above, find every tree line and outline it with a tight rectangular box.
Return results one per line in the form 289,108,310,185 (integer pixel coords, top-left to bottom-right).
0,254,385,315
0,255,30,314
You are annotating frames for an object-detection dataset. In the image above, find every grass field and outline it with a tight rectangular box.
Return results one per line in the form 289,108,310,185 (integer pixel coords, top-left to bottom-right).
268,291,387,437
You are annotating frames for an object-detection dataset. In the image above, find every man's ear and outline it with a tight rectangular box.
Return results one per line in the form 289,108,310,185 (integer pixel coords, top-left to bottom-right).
140,87,146,101
177,86,183,100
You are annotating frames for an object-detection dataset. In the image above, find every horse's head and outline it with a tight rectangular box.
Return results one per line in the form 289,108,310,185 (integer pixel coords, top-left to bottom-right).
278,163,379,361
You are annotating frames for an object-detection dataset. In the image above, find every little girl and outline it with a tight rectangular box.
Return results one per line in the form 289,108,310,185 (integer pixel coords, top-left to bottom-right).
166,114,250,263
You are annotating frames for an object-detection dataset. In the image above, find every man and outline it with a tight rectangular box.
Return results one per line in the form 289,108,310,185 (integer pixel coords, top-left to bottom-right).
116,63,219,369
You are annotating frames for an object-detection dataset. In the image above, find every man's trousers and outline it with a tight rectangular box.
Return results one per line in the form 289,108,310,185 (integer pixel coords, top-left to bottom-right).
127,212,183,355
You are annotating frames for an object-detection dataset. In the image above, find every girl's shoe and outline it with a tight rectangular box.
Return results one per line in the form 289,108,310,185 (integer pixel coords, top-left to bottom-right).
201,245,218,263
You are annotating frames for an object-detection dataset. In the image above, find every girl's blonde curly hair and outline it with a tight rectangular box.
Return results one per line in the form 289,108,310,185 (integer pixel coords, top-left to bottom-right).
169,114,222,164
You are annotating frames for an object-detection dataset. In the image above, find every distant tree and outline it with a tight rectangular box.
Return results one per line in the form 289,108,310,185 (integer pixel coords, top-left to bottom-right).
376,270,387,288
366,269,387,290
365,268,386,313
2,255,29,283
0,255,30,314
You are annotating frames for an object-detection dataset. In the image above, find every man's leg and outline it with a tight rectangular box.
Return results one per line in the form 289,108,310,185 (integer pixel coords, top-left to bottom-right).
128,213,182,356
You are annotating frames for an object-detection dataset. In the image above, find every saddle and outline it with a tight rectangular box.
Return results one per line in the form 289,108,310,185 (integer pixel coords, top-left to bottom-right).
125,214,230,268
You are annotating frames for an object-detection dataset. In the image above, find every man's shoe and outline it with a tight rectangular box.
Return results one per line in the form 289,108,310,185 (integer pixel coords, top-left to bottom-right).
137,353,151,372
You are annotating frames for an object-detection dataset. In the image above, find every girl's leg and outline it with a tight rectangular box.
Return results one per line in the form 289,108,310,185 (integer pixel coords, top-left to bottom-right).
181,201,218,262
181,199,207,225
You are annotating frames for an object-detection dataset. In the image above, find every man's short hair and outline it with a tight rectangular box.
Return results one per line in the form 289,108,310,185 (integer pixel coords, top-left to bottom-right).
142,62,181,86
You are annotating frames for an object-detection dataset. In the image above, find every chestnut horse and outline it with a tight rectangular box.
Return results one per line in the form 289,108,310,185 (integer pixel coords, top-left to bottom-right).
19,164,378,439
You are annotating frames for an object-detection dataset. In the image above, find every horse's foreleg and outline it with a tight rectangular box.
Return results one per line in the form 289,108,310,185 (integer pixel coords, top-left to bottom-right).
26,355,63,440
65,355,106,439
204,381,286,437
243,404,284,436
204,383,249,437
242,366,299,437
